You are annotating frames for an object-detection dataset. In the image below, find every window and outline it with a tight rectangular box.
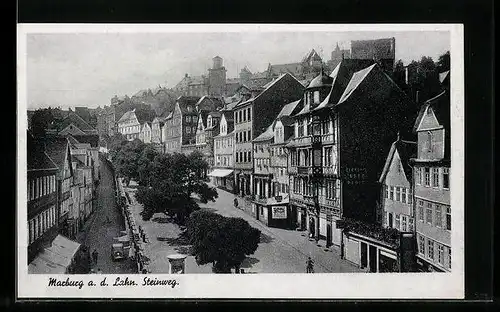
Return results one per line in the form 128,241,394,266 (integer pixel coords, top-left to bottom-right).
427,239,434,260
313,91,320,104
395,214,400,230
426,203,433,224
415,167,421,185
29,220,34,244
418,235,425,254
402,188,407,203
446,206,451,230
424,167,430,186
236,152,239,163
395,187,401,201
427,131,433,152
443,168,450,189
437,244,444,266
243,109,247,121
408,188,413,205
418,200,424,221
248,108,251,121
435,205,442,227
384,185,389,198
432,168,439,187
402,215,407,231
389,186,394,200
408,217,414,231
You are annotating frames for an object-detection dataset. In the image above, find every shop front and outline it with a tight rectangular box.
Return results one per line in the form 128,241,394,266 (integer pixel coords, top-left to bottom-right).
252,195,296,229
207,168,234,191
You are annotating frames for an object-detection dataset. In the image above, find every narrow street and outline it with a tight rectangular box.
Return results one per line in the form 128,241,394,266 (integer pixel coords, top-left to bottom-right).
80,157,136,274
199,185,364,273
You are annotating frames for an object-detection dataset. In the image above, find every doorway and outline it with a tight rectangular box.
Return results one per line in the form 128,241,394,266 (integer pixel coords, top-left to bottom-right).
309,217,315,238
360,242,367,268
326,223,332,247
369,245,377,272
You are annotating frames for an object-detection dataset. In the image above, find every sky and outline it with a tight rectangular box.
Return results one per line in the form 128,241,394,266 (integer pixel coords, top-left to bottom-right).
24,30,450,110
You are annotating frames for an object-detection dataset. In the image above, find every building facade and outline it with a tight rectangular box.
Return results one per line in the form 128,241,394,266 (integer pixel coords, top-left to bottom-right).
139,122,152,143
210,111,235,191
411,86,451,272
27,132,59,264
117,109,141,141
233,73,305,198
164,96,201,154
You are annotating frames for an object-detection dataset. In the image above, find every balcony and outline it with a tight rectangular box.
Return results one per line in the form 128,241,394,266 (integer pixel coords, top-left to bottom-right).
292,136,312,147
321,133,335,144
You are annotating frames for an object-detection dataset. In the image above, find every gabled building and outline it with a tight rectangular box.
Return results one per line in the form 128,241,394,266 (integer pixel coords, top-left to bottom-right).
57,112,99,137
139,122,152,144
151,114,166,144
410,76,451,272
164,96,201,154
287,60,417,249
43,136,76,239
210,111,235,191
195,110,222,167
117,108,155,141
350,37,396,73
27,131,59,264
233,73,305,198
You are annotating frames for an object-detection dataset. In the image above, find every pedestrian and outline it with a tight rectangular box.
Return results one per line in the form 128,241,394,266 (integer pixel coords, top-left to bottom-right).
233,197,239,209
306,257,314,273
92,249,98,264
97,268,102,274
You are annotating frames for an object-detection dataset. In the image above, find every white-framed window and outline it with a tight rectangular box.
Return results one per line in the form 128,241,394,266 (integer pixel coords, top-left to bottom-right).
437,244,444,266
426,202,433,224
424,167,430,186
395,187,401,202
432,168,440,187
435,205,442,227
427,238,434,260
395,214,400,230
389,186,394,200
402,187,407,203
401,215,407,231
408,217,414,232
408,187,413,205
418,235,425,255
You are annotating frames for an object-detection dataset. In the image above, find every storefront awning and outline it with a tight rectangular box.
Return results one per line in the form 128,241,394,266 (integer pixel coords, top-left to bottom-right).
28,235,81,274
208,169,234,177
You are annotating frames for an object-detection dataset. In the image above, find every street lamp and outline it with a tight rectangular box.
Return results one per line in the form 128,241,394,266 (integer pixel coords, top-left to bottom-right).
311,114,322,244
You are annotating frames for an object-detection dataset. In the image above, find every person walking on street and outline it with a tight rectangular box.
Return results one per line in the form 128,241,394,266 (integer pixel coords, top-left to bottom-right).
234,197,239,209
92,249,98,265
306,257,314,273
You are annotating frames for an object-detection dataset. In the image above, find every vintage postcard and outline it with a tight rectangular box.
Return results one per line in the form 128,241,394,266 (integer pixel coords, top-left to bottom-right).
17,23,464,299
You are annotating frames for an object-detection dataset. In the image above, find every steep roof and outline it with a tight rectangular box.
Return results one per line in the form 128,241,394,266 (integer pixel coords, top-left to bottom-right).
337,64,377,104
27,132,58,171
74,107,93,124
301,49,322,63
413,89,450,133
235,73,302,109
253,122,275,142
351,37,396,60
188,75,206,85
313,59,377,112
134,108,155,124
117,110,135,123
71,135,99,148
379,138,417,183
277,99,302,119
269,63,302,76
43,136,71,171
58,112,96,133
177,96,202,114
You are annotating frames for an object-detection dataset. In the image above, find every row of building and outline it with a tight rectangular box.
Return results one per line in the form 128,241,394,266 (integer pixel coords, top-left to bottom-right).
98,37,450,273
27,111,101,274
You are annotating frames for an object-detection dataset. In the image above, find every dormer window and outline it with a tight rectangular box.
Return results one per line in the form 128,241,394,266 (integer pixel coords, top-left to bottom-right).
313,91,320,104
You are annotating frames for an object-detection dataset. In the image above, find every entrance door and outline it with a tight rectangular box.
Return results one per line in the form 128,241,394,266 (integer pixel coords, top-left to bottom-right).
360,242,368,268
326,223,332,247
369,245,377,272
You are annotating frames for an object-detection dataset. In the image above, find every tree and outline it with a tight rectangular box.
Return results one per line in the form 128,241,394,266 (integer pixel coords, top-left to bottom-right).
113,138,146,185
30,108,55,137
135,152,218,224
187,210,261,273
137,144,161,186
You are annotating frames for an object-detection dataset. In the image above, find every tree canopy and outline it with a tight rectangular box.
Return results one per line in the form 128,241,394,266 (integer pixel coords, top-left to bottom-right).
112,138,147,185
187,210,261,273
134,151,218,224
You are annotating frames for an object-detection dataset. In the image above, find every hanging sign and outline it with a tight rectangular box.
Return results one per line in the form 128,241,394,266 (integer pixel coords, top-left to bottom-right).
272,206,287,219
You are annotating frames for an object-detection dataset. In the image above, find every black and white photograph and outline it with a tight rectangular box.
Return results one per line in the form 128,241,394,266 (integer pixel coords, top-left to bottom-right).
17,24,465,299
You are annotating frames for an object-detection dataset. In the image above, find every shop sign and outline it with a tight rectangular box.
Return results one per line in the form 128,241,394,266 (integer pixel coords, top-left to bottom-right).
272,206,287,219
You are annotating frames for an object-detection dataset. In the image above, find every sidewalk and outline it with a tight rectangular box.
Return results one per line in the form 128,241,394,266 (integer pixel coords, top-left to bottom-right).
122,185,213,274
